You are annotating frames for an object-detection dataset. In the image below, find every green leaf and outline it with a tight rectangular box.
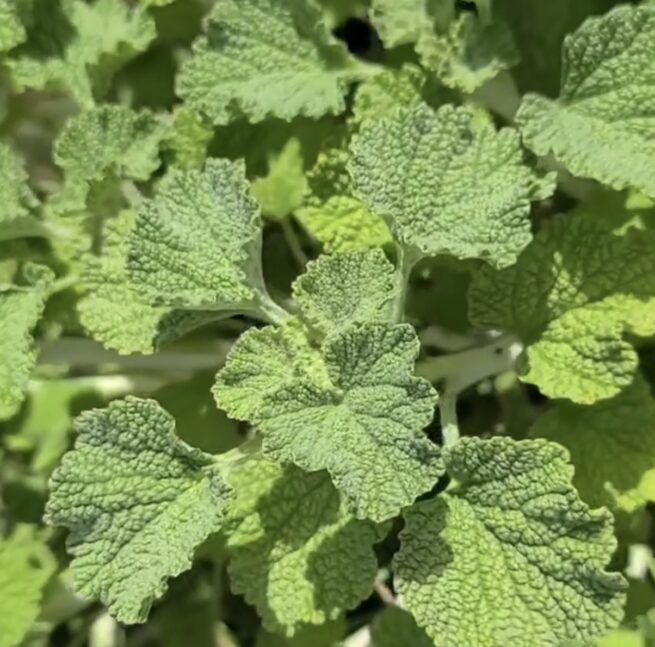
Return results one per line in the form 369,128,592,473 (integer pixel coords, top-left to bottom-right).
252,138,308,220
45,397,233,624
0,264,53,421
261,323,440,520
417,12,518,94
349,103,553,268
292,249,395,335
55,105,166,184
4,378,105,472
351,64,426,126
494,0,617,96
371,607,434,647
79,210,217,355
225,456,379,634
9,0,156,107
256,619,345,647
127,159,278,318
369,0,435,48
395,437,627,647
296,196,392,254
164,106,213,171
516,5,655,197
0,526,56,647
177,0,363,125
0,0,25,54
529,377,655,512
0,142,44,241
469,212,655,403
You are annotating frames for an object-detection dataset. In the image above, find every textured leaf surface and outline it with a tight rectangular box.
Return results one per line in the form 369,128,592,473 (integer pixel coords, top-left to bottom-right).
369,0,432,48
0,265,53,421
177,0,360,124
0,0,24,53
79,211,217,355
9,0,155,106
469,213,655,403
214,319,324,424
164,106,212,171
55,105,166,183
257,323,441,521
395,437,627,647
529,377,655,512
292,249,395,335
225,457,378,634
296,197,391,253
350,103,551,268
0,527,56,647
0,143,43,241
516,5,655,197
45,397,233,623
128,159,266,312
417,13,518,93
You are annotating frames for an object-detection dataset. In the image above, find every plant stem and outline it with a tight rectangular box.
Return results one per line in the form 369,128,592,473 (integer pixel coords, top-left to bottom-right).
281,218,308,269
439,390,460,447
257,293,292,326
417,334,523,394
391,245,419,323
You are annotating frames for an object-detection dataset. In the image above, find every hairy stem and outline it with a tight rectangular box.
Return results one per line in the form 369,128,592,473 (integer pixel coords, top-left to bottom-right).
281,218,308,269
391,245,420,323
439,390,460,447
257,293,292,326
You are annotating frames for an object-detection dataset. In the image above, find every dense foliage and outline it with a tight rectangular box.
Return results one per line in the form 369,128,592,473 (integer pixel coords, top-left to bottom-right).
1,1,655,646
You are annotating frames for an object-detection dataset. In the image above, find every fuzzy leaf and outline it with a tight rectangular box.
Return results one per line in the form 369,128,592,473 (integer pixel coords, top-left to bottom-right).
395,437,627,647
350,103,552,268
0,265,53,421
177,0,362,125
0,0,25,53
469,212,655,403
9,0,155,107
45,397,233,624
225,457,378,634
516,5,655,197
529,377,655,512
292,249,395,335
257,323,441,521
127,159,269,313
0,527,56,647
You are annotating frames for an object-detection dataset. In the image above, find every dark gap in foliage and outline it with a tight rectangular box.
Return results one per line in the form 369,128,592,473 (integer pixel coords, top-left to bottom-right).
456,0,479,14
333,17,383,61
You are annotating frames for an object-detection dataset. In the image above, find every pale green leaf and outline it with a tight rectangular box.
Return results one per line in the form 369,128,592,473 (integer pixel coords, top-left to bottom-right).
45,397,233,624
55,105,166,183
257,323,441,521
0,142,44,241
9,0,156,107
226,456,378,634
395,437,627,647
0,527,56,647
214,318,325,424
252,138,308,220
0,0,25,53
296,196,392,253
164,106,213,171
469,212,655,403
79,211,218,355
350,103,552,268
127,158,274,315
516,5,655,197
177,0,362,125
417,13,518,93
0,265,53,421
369,0,435,48
529,377,655,512
4,379,104,472
292,249,395,335
352,64,426,126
